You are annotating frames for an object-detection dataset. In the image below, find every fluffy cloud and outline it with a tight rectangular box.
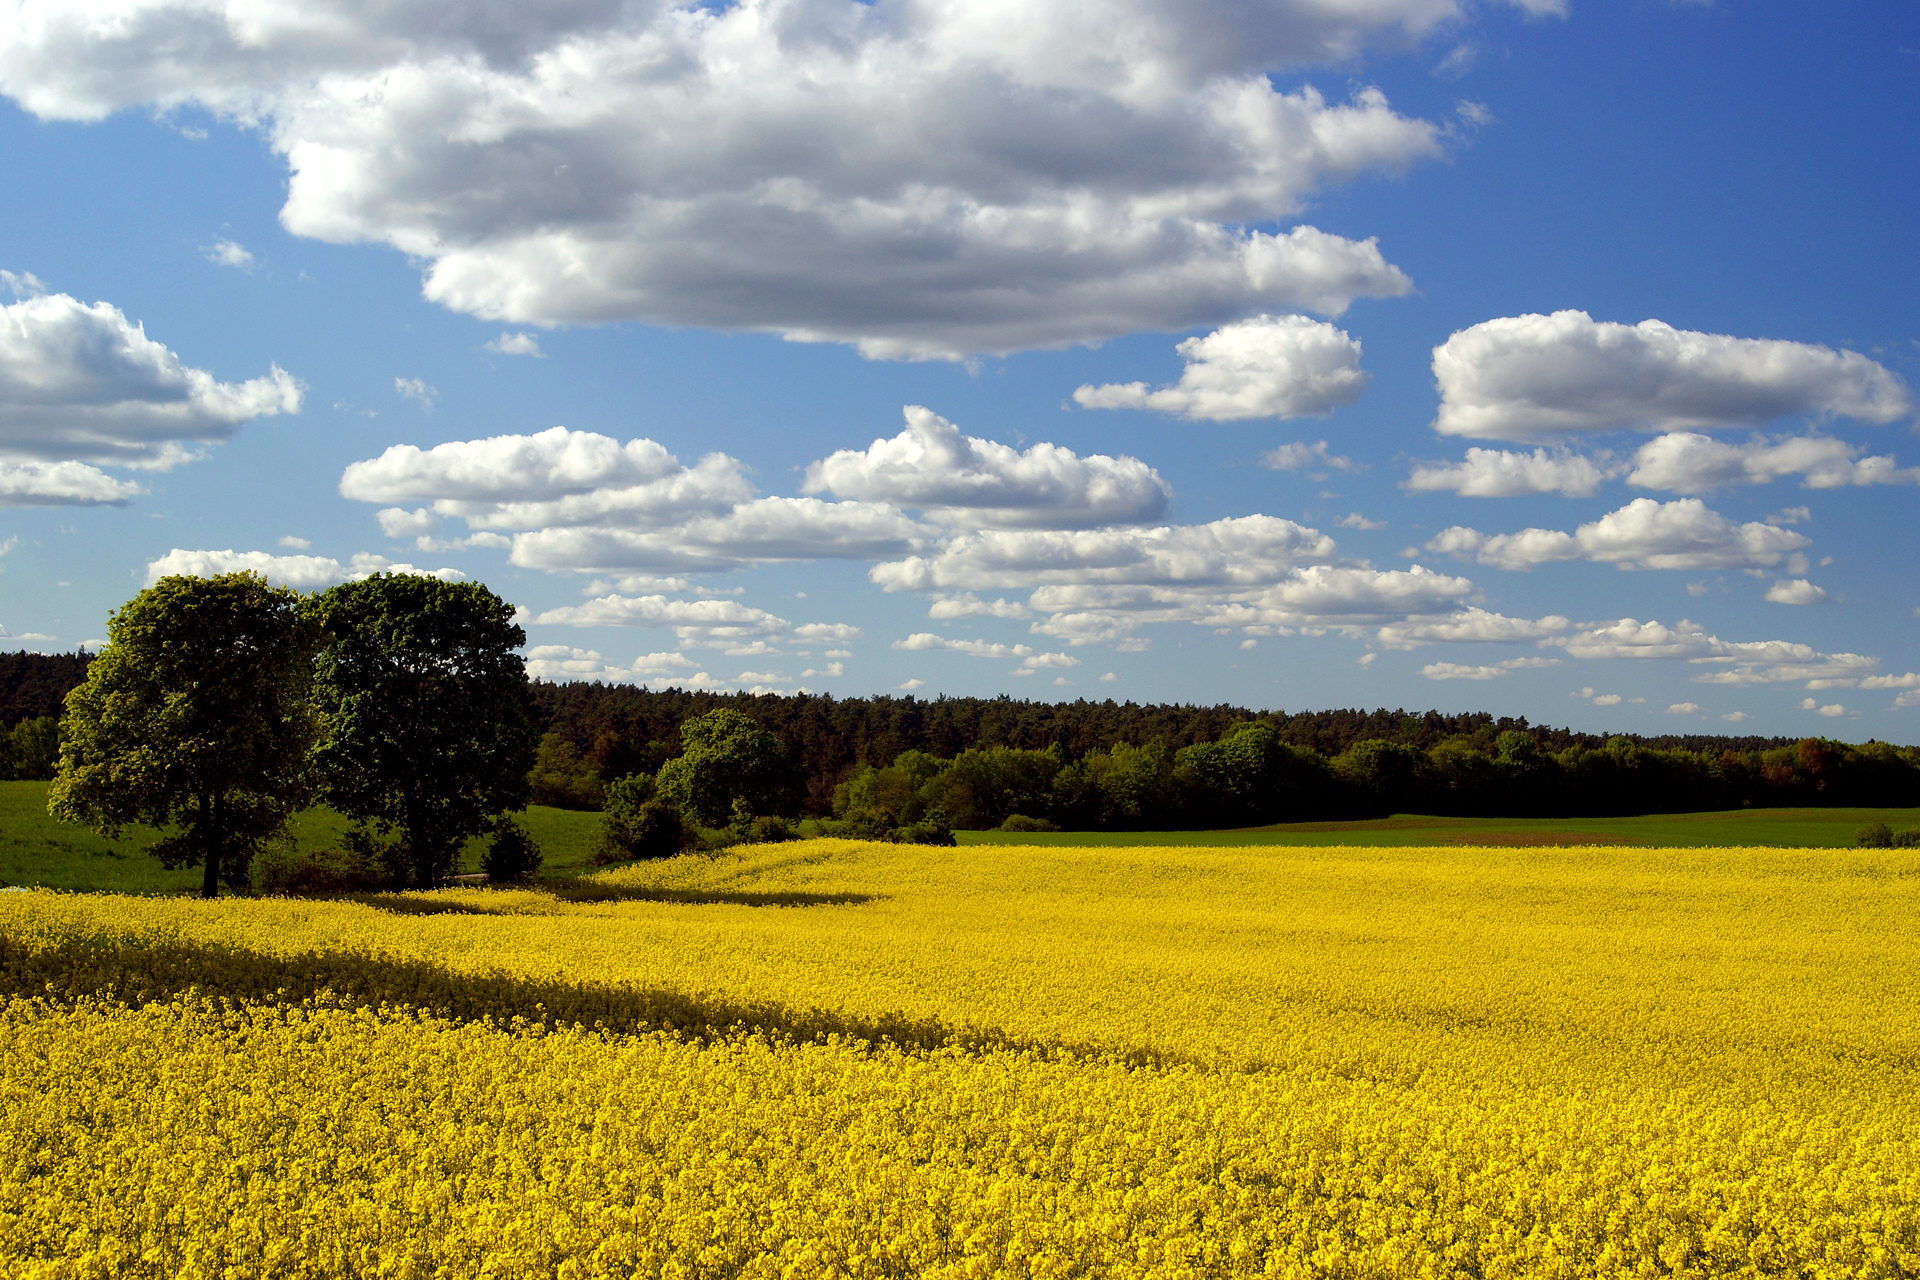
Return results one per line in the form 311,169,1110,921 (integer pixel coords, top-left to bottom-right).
873,515,1483,646
1420,656,1559,680
1404,446,1616,497
1667,702,1701,714
895,632,1078,676
523,645,698,684
1072,315,1366,421
1764,579,1829,606
1432,311,1911,441
533,593,796,649
343,426,931,572
1372,607,1569,649
145,548,463,589
1554,617,1877,688
1625,432,1920,492
0,287,301,468
1425,498,1809,571
0,458,142,505
928,594,1030,620
484,332,542,357
534,592,860,652
0,0,1497,359
1259,439,1358,472
511,497,928,573
804,406,1168,528
0,622,56,642
202,239,255,270
872,515,1337,593
342,427,752,530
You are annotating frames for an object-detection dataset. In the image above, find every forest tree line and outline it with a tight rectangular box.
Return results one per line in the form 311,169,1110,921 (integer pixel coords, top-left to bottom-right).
10,650,1919,825
519,683,1920,826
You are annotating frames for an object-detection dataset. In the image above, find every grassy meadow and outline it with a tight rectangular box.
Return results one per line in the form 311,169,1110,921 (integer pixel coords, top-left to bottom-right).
2,827,1918,1276
5,778,1913,896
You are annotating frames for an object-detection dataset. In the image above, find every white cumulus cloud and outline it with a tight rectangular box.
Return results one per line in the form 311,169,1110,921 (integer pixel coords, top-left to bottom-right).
0,0,1491,359
0,458,142,505
145,548,463,589
928,594,1030,620
1260,439,1358,472
1425,497,1809,572
1432,311,1911,441
1420,656,1559,680
1764,579,1829,606
0,287,301,468
202,239,255,270
511,497,928,574
524,645,696,684
341,427,753,530
1554,617,1876,688
1072,315,1366,421
1625,432,1920,492
804,405,1169,528
1404,446,1618,497
484,332,543,357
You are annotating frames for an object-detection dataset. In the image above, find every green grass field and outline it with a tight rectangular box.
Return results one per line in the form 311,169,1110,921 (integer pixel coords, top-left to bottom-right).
5,777,1914,893
0,781,606,893
960,805,1920,848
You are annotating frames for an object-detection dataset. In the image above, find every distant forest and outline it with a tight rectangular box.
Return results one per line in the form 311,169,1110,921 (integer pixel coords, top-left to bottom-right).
9,650,1917,821
0,651,94,726
520,680,1816,812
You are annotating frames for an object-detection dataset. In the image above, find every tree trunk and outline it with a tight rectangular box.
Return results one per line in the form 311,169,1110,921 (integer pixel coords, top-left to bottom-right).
200,792,221,900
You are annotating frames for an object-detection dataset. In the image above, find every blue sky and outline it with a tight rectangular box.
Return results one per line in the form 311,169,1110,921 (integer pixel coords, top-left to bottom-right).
2,0,1917,737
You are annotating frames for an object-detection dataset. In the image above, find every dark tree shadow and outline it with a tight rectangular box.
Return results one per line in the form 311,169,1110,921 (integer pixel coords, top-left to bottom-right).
339,880,881,916
0,930,1000,1059
547,881,880,908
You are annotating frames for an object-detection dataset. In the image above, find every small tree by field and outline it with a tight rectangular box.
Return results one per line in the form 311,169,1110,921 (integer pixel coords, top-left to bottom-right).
655,709,797,827
48,573,318,898
308,575,536,889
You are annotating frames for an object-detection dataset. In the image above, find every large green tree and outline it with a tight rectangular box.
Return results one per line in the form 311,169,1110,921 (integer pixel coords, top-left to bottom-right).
308,574,536,888
655,709,796,827
49,573,319,898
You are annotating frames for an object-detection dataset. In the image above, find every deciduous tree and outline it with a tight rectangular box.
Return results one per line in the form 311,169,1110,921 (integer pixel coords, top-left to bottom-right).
309,575,536,888
49,573,318,898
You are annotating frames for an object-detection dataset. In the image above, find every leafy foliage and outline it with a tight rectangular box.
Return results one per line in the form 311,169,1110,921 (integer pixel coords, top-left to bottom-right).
598,773,689,862
527,732,605,810
654,709,798,827
309,575,537,888
482,817,544,884
0,650,92,728
46,573,319,897
0,716,59,781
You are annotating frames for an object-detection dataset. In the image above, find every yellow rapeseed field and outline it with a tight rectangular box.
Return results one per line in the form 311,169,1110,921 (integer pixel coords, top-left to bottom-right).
2,838,1917,1278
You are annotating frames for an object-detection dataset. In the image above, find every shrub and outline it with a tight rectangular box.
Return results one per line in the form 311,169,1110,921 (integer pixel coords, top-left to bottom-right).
483,818,543,884
1856,823,1894,847
999,814,1059,833
249,838,387,895
896,818,957,846
740,814,799,844
1894,828,1920,848
598,798,689,863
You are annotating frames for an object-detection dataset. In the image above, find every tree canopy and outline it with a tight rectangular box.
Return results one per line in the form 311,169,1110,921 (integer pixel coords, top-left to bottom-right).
308,575,536,888
654,708,797,826
48,573,318,898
